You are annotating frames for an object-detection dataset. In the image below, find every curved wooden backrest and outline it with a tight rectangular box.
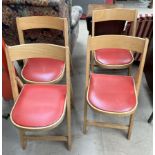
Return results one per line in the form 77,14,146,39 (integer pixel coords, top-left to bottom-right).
16,16,68,46
7,43,66,61
5,43,71,101
16,16,65,31
92,8,137,22
89,35,146,53
92,8,138,36
86,35,149,96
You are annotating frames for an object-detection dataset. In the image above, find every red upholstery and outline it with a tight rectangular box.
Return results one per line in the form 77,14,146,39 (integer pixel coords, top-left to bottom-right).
2,39,13,100
95,48,133,65
11,84,67,127
22,58,65,83
87,73,136,113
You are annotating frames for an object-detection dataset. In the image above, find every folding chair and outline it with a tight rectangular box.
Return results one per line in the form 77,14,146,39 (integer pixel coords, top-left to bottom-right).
5,43,72,150
16,16,72,83
92,9,138,75
83,35,149,139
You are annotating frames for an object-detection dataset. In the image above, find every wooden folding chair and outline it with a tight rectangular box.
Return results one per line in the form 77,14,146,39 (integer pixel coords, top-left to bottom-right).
16,16,73,84
5,43,72,150
83,35,149,139
91,9,138,75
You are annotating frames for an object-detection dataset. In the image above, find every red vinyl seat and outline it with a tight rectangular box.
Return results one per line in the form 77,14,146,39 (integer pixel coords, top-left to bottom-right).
11,84,67,128
87,73,137,113
21,58,65,83
95,48,134,66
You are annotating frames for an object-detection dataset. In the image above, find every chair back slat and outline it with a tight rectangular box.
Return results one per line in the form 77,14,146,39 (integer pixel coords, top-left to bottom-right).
92,9,137,22
16,16,69,46
16,16,65,31
92,8,137,37
89,35,146,53
7,44,66,61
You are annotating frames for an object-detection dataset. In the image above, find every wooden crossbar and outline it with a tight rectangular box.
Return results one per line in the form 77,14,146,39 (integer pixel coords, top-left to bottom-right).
87,120,129,130
25,135,68,141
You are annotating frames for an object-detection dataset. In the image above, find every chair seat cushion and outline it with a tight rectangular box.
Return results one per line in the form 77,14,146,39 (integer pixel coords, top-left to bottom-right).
11,84,67,128
95,48,133,66
21,58,65,83
87,73,137,113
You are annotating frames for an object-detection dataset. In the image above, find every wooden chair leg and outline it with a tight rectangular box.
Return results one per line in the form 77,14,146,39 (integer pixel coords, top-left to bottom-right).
70,82,74,108
127,113,135,140
90,51,95,72
67,100,72,150
128,65,131,76
70,54,74,76
19,129,27,150
91,59,95,72
83,98,88,134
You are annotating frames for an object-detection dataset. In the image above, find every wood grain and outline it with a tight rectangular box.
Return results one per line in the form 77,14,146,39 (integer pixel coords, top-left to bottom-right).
83,35,149,139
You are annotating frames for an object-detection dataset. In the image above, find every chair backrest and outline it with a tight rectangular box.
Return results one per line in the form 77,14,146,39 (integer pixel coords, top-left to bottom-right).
16,16,69,46
92,8,138,36
5,43,71,102
86,35,149,96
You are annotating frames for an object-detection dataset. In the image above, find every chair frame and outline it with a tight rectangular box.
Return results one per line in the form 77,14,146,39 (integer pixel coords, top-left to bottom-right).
16,16,69,46
16,16,73,84
91,8,138,74
83,35,149,139
5,43,72,150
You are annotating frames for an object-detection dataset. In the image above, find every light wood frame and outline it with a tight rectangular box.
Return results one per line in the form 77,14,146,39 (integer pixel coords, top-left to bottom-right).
83,35,149,139
91,8,138,74
16,16,73,84
5,43,72,150
16,16,69,46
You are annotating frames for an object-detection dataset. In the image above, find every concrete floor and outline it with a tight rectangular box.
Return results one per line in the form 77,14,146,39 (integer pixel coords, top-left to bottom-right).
116,1,153,15
73,0,153,15
2,20,153,155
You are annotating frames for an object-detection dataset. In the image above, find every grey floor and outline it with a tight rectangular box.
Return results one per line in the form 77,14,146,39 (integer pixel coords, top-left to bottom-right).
73,0,153,15
2,20,153,155
116,1,153,15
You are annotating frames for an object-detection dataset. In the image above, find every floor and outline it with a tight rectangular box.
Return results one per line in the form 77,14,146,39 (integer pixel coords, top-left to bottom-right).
116,1,153,15
2,20,153,155
73,0,153,15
